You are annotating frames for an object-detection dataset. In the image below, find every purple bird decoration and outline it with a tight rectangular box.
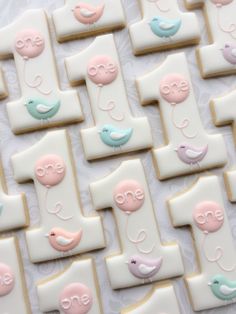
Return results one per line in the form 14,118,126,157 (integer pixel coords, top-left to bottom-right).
222,43,236,65
126,255,163,282
175,143,208,166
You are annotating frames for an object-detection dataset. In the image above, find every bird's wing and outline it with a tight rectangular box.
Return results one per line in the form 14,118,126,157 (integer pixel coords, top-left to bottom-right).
110,131,127,140
36,104,54,113
56,236,73,246
185,149,203,159
219,285,236,295
80,8,96,17
231,49,236,57
159,21,175,30
138,264,156,275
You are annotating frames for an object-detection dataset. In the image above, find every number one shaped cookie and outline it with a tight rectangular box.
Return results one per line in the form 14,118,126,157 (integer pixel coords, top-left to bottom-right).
129,0,200,55
0,9,83,134
185,0,236,78
37,258,102,314
0,237,31,314
11,130,105,263
136,52,227,180
90,159,184,290
169,176,236,311
52,0,126,42
0,160,29,232
65,34,153,161
121,283,181,314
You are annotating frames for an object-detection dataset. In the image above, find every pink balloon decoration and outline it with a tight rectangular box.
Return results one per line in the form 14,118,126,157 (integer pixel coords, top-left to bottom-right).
159,73,190,105
59,282,93,314
211,0,233,6
113,180,145,213
193,201,224,233
87,55,118,86
0,263,15,297
34,154,66,188
14,29,45,59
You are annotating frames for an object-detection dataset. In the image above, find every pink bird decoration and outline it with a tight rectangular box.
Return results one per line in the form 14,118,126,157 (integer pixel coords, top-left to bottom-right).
73,2,105,25
45,227,83,252
175,143,208,166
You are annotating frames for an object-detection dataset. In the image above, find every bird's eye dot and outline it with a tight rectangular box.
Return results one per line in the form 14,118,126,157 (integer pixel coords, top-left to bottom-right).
51,232,55,236
214,280,219,284
225,44,230,48
131,260,136,264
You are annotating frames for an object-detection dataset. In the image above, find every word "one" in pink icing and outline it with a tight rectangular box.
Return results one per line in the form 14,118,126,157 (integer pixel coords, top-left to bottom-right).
113,180,145,213
15,29,45,59
0,263,15,297
59,282,93,314
193,201,224,233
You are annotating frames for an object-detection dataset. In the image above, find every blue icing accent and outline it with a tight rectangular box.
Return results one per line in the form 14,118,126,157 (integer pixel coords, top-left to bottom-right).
149,16,181,38
99,124,133,147
209,274,236,301
25,98,60,120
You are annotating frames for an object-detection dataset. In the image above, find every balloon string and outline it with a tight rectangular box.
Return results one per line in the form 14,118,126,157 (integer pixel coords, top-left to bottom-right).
201,232,236,272
96,86,125,122
216,6,236,39
23,60,52,95
171,104,197,139
125,214,155,254
45,188,73,221
147,0,170,12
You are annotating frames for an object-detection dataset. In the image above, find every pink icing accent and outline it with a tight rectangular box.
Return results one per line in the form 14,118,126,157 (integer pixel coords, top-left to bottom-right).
211,0,233,6
0,263,15,297
14,29,45,59
193,201,224,233
59,282,93,314
35,154,66,188
222,43,236,64
113,180,145,213
159,74,190,105
87,55,118,86
73,2,105,25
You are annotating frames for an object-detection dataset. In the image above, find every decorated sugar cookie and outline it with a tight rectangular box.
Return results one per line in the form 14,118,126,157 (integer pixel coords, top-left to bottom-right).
11,130,105,263
136,52,227,180
211,88,236,146
0,9,83,134
52,0,125,42
90,159,184,290
185,0,236,77
121,283,181,314
65,34,152,160
169,176,236,311
0,160,29,232
37,259,102,314
129,0,200,55
0,237,31,313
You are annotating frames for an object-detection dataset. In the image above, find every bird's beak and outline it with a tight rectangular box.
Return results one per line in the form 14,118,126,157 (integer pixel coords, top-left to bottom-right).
174,148,177,152
98,130,101,134
45,233,49,238
24,103,27,106
125,261,129,264
208,282,212,286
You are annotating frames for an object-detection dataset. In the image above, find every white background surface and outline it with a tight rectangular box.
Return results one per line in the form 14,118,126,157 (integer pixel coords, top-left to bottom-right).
0,0,236,313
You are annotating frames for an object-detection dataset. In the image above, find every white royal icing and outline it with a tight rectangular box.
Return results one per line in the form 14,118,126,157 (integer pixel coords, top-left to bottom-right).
90,159,184,290
185,0,236,77
65,34,153,160
0,161,28,232
129,0,200,55
136,52,227,180
121,284,181,314
11,130,105,263
0,9,83,134
37,258,102,313
52,0,125,42
0,237,31,314
169,175,236,311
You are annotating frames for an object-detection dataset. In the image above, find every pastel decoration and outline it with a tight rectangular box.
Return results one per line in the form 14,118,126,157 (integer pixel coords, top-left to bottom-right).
0,9,83,134
209,274,236,301
113,180,145,213
129,0,200,55
73,2,105,25
136,52,227,180
211,0,233,6
99,125,133,148
35,154,66,188
0,263,15,297
222,43,236,65
59,282,93,314
193,201,224,233
15,28,45,59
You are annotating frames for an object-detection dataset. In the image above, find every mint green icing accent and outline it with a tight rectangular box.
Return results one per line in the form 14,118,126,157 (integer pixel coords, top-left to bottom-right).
25,98,60,120
99,124,133,148
209,274,236,301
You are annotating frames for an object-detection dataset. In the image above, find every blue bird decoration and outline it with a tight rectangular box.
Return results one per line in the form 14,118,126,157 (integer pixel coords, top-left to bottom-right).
25,98,61,120
149,16,182,38
209,274,236,301
99,124,133,148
